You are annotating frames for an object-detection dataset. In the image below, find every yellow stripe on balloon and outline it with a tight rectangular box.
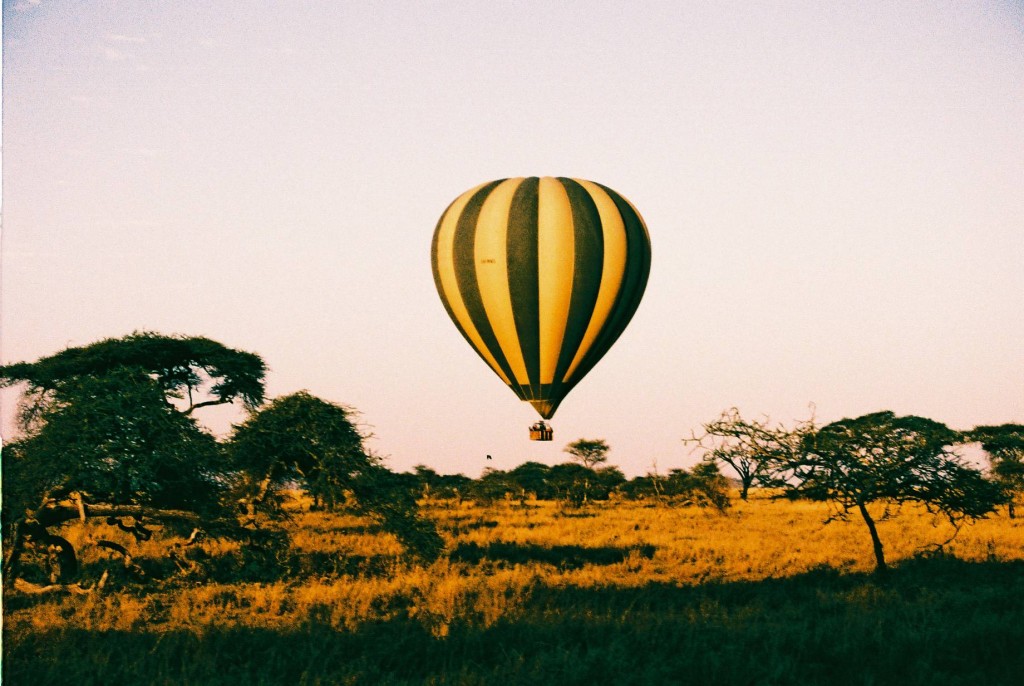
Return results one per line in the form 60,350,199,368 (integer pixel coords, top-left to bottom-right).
537,177,575,385
474,178,530,385
435,183,512,385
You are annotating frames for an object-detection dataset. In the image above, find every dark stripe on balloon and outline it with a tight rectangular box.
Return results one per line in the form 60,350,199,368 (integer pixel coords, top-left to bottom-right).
430,200,489,382
451,180,521,395
552,177,605,389
562,184,651,391
505,177,542,399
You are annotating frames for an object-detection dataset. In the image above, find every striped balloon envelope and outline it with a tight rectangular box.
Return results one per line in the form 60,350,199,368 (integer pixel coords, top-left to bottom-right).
431,177,651,422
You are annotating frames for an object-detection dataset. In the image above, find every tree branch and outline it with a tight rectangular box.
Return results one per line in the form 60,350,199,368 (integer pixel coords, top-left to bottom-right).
34,503,207,529
182,398,229,415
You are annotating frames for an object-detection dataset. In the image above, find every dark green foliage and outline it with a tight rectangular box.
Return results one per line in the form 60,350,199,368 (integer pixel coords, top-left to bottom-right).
594,465,626,495
467,463,554,505
547,463,623,506
969,424,1024,517
0,331,267,418
970,424,1024,456
466,463,624,507
1,331,265,524
411,465,472,501
668,462,732,511
226,392,442,560
507,461,553,500
470,468,516,505
616,474,660,500
779,411,1004,571
793,413,1000,518
227,391,368,509
547,463,593,505
349,466,445,561
2,367,224,518
1,333,270,585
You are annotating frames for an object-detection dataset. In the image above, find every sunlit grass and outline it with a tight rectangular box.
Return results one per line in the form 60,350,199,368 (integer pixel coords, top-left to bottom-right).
5,492,1023,684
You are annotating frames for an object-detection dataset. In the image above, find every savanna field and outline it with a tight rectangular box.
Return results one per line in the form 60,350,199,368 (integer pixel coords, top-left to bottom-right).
4,493,1024,686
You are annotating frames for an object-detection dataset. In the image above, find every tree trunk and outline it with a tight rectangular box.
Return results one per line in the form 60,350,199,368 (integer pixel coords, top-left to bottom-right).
857,502,887,574
3,520,27,581
739,478,751,501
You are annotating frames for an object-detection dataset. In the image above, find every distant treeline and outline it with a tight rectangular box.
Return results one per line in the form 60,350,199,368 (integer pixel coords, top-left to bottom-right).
404,461,731,510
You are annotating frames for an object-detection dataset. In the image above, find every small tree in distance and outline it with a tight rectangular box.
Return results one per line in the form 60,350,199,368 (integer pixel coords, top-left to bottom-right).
685,407,811,500
564,438,610,469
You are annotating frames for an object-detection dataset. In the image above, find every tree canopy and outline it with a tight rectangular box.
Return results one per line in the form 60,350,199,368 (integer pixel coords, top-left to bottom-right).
1,331,267,420
777,411,1003,572
226,391,443,560
3,367,224,519
226,391,367,510
685,407,810,500
969,424,1024,518
1,333,447,590
564,438,610,469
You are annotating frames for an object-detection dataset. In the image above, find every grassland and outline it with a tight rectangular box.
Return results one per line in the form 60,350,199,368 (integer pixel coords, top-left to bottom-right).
4,494,1024,685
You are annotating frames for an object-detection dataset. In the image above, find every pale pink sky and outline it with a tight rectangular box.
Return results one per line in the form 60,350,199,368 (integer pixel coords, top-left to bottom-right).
3,1,1022,477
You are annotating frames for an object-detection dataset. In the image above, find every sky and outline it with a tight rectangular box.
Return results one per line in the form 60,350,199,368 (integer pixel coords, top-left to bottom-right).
2,1,1022,478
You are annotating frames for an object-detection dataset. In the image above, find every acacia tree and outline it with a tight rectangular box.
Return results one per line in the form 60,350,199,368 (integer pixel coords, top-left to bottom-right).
1,331,266,422
3,369,223,515
669,462,732,511
685,408,811,500
564,438,610,469
775,411,1003,573
1,333,267,588
2,371,230,587
970,424,1024,518
226,391,443,560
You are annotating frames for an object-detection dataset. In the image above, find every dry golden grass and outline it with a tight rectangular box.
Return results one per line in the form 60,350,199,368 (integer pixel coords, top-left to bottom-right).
7,494,1023,633
5,493,1024,685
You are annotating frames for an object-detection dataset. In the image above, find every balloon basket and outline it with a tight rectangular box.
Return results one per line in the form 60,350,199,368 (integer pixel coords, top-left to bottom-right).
529,422,553,441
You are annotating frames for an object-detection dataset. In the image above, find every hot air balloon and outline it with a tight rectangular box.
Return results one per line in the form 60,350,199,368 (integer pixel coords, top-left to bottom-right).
431,177,651,440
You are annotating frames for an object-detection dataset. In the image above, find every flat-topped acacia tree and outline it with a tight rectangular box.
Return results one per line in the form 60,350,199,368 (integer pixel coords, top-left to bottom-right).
777,412,1003,573
1,332,268,587
564,438,610,469
1,330,267,420
691,408,1004,573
